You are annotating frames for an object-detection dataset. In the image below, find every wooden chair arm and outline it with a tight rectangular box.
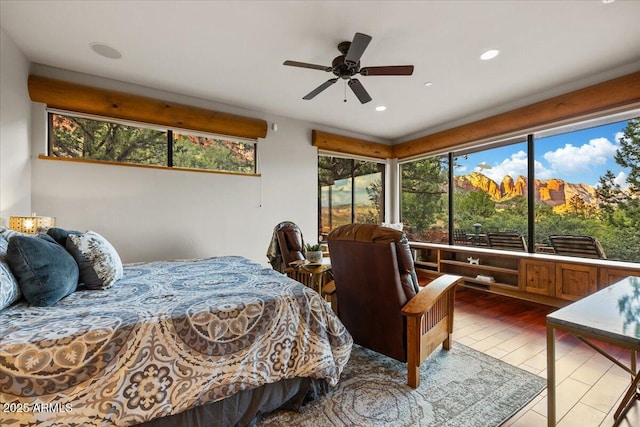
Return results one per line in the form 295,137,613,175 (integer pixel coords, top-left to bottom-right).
401,274,461,317
322,280,336,295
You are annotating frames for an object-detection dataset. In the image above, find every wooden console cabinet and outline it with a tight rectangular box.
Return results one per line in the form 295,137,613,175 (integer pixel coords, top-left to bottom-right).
411,242,639,306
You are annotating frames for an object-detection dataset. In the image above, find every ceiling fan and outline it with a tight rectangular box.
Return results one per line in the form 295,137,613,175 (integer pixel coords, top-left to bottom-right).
283,32,414,104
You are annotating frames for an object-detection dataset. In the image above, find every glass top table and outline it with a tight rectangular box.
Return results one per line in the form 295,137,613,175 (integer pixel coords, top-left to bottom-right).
546,276,640,425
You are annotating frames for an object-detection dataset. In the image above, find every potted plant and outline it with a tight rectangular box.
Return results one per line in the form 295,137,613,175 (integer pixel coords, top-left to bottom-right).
305,243,323,264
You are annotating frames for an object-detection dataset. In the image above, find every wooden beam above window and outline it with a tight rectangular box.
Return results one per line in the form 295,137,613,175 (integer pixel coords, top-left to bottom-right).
312,130,393,159
28,75,268,140
393,71,640,159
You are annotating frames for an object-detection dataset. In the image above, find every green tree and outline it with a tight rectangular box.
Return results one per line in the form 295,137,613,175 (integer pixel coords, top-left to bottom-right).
52,114,167,165
615,118,640,192
597,170,625,224
597,118,640,229
456,190,496,221
401,157,448,239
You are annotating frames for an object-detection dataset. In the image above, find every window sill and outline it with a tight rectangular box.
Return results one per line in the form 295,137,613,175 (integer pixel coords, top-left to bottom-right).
37,155,261,177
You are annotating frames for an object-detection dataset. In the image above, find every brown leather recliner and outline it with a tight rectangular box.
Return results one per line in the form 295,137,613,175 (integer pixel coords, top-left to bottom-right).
267,221,306,273
327,223,462,388
266,221,316,287
276,221,307,267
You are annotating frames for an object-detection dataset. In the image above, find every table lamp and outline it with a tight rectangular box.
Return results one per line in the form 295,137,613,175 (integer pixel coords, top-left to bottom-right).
9,214,56,234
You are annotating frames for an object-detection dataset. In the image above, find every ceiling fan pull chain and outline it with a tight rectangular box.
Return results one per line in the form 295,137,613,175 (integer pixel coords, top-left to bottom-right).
344,80,347,103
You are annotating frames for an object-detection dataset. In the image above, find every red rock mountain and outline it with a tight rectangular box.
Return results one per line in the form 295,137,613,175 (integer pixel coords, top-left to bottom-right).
454,172,597,209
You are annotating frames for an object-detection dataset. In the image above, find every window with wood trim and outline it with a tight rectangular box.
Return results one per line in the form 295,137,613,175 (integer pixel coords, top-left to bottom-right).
400,110,640,264
318,155,385,240
49,112,257,174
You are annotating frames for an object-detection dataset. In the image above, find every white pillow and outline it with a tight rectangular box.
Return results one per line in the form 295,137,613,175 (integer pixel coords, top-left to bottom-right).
66,231,123,290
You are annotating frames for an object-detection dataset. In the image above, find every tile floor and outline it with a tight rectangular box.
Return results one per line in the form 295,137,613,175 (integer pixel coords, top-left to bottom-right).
453,288,639,427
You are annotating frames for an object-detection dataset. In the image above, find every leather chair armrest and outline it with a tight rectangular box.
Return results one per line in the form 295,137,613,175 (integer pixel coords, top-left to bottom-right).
401,274,461,317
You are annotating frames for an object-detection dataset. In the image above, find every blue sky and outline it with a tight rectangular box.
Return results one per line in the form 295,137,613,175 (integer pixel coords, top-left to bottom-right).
454,119,630,188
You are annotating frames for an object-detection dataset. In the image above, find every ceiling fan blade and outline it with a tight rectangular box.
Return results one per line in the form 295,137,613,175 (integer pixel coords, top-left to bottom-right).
344,32,372,67
348,79,372,104
303,78,339,100
283,60,332,72
360,65,414,76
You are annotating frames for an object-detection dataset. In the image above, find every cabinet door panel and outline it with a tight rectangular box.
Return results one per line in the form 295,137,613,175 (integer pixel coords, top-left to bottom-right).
520,260,555,296
556,263,597,301
598,268,640,290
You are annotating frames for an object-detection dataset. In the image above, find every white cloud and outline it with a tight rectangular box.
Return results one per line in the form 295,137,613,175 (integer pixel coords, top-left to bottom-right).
615,131,625,143
476,150,529,182
542,137,618,175
534,160,554,180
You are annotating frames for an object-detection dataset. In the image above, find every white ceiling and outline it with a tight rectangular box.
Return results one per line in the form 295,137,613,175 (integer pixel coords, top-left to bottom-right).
1,1,639,142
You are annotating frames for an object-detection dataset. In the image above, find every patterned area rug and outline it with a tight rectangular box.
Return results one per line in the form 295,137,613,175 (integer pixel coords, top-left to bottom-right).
259,344,545,427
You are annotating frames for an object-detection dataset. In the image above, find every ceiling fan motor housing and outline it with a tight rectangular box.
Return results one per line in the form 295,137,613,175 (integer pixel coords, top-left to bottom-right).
332,53,360,79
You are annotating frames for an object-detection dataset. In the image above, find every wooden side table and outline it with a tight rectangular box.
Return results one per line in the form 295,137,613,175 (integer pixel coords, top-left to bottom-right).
288,257,332,295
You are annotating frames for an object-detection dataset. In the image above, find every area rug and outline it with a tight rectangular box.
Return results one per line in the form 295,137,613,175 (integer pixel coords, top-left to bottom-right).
258,344,545,427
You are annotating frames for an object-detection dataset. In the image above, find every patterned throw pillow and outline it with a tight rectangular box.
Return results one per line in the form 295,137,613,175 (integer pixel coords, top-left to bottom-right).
66,231,123,290
0,238,21,310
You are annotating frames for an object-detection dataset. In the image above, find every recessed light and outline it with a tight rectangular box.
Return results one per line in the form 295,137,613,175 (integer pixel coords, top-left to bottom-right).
375,106,387,112
602,0,615,4
424,81,433,87
90,42,122,59
480,49,500,61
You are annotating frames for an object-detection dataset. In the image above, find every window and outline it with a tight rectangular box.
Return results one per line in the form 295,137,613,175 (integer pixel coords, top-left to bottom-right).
172,132,255,174
397,111,639,263
318,155,385,239
400,155,448,242
49,112,257,174
534,116,640,262
453,140,528,248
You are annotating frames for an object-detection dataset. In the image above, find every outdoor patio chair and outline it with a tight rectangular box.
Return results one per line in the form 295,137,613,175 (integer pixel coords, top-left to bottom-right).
549,235,607,259
487,232,527,252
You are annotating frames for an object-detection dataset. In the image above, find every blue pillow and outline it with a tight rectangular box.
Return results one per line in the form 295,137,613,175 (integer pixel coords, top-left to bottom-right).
47,227,82,247
7,234,79,307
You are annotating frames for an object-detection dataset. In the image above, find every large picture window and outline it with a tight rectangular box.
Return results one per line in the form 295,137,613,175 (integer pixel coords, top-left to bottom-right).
534,117,640,262
397,111,639,263
49,112,257,174
318,155,385,240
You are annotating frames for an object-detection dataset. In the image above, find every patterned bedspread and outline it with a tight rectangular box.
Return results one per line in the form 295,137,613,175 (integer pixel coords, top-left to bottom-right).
0,256,352,426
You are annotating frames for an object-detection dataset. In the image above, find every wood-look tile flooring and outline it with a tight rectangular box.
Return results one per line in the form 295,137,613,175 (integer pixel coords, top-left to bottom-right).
453,288,639,427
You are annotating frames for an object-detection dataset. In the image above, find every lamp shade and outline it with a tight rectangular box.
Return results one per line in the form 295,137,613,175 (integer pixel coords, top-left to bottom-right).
9,216,56,234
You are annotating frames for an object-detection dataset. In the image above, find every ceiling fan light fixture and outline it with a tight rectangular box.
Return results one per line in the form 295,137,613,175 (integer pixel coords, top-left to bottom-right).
480,49,500,61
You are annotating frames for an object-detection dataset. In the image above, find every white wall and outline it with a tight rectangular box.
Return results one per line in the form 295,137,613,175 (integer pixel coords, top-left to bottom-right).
25,66,385,265
0,28,32,223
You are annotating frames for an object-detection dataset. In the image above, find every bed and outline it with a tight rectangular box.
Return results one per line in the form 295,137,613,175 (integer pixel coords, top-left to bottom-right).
0,254,353,426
